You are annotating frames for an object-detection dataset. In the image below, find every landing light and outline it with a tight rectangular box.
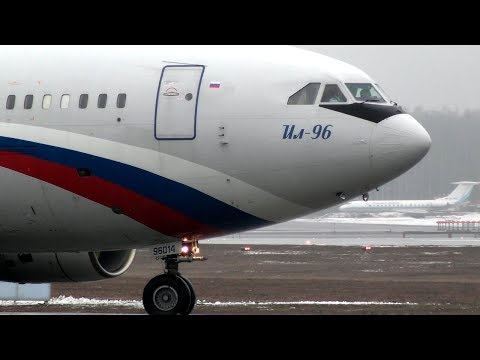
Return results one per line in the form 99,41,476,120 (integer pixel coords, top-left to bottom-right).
242,246,251,251
336,192,346,200
181,245,190,255
362,193,369,202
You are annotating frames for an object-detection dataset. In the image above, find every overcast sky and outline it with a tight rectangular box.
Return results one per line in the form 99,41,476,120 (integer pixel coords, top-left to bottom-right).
295,45,480,112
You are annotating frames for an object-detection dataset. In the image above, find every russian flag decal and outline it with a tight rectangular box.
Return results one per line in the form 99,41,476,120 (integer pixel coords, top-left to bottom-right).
209,82,221,89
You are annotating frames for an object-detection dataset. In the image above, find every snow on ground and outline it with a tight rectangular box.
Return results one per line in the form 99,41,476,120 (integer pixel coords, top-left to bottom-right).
0,296,418,308
245,250,308,256
196,300,418,306
296,212,480,227
0,296,144,308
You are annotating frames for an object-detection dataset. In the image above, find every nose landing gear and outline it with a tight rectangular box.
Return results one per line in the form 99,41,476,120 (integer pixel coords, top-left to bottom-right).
142,240,205,315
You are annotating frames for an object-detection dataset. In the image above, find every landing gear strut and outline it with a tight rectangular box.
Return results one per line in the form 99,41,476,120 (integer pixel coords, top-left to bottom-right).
142,241,205,315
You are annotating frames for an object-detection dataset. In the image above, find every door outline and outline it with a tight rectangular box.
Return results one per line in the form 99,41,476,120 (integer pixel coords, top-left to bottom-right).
154,64,205,140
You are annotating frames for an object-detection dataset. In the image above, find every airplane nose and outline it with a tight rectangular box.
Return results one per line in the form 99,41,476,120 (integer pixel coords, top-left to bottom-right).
370,114,431,181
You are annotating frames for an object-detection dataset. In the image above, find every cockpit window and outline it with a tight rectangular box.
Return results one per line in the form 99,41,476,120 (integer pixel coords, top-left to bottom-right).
320,84,347,103
287,83,321,105
345,83,386,103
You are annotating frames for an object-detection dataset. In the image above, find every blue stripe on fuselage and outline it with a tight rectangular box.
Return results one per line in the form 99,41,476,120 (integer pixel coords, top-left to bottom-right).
0,136,272,232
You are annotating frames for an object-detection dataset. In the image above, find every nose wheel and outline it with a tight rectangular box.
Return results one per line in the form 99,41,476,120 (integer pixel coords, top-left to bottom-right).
143,273,195,315
181,276,197,315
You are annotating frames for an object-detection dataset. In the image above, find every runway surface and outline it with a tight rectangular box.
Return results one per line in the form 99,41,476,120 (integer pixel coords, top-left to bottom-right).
2,241,480,314
3,213,480,315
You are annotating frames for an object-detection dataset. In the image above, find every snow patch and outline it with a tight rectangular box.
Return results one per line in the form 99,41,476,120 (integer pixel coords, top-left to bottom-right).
0,296,418,308
197,300,417,306
246,250,308,256
261,261,308,265
0,296,144,308
298,212,480,227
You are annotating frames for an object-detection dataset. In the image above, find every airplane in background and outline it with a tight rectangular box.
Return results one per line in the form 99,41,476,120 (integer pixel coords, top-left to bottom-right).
339,181,479,215
0,45,431,315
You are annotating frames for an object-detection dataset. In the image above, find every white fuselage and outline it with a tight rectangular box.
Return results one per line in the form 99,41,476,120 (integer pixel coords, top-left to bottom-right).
0,45,431,252
339,181,479,213
339,199,450,213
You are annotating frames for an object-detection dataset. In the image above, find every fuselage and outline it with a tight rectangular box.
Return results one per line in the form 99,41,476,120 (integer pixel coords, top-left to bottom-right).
339,181,479,213
339,199,450,213
0,45,431,252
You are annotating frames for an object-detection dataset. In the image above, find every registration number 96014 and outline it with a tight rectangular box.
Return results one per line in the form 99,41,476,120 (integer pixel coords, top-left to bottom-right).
152,242,181,258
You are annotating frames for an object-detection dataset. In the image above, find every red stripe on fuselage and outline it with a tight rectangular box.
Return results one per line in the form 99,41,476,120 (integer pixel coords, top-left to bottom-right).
0,151,222,239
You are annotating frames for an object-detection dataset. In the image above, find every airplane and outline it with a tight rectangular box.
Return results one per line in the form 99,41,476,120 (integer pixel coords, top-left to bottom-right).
339,181,479,215
0,45,431,315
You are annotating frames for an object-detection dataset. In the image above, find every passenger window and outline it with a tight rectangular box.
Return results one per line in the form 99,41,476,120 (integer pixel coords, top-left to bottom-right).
42,95,52,109
61,94,70,109
24,95,33,109
98,94,107,108
117,93,126,108
287,83,320,105
6,95,15,110
320,84,347,103
79,94,89,109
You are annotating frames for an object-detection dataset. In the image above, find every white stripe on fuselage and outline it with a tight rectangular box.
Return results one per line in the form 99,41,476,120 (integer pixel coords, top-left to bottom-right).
0,122,310,221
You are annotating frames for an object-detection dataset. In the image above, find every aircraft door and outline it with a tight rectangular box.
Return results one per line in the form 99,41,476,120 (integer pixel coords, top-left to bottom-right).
155,65,205,140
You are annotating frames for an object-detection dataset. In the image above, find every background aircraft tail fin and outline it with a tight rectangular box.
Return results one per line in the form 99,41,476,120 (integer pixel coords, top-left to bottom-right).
439,181,480,204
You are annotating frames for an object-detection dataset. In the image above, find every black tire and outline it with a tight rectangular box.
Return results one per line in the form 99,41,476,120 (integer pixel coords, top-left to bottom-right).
179,275,197,315
143,274,191,315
